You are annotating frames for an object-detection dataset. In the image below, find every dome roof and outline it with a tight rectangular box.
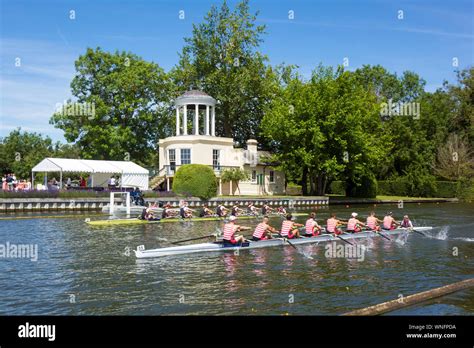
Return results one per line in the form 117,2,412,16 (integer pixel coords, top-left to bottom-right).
180,90,211,97
175,90,216,106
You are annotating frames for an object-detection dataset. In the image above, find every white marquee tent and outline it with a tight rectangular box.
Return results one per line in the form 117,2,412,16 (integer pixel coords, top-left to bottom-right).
32,158,149,190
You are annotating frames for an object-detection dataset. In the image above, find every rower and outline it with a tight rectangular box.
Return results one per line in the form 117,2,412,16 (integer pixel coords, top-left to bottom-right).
280,214,303,239
366,211,383,231
144,207,160,221
199,204,213,217
261,202,273,215
222,216,250,246
277,206,287,215
382,212,399,230
400,215,413,228
326,213,346,235
231,204,243,216
162,203,177,218
180,202,194,219
346,212,366,233
216,204,229,217
304,212,322,237
247,202,258,215
252,216,277,241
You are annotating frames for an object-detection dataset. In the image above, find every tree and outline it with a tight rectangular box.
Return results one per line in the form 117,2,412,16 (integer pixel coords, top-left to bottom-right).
435,133,474,180
0,128,54,179
170,0,277,147
220,168,250,195
172,164,217,200
262,65,389,196
50,47,172,166
446,67,474,147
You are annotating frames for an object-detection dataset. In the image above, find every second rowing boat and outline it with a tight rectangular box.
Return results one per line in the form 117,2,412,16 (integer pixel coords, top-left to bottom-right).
86,212,308,226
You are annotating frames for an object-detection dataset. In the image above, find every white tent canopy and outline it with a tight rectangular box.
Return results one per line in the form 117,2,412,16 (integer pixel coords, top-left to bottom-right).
32,158,149,190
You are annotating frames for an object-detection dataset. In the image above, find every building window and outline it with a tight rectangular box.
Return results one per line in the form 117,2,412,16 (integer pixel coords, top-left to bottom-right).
269,170,275,183
168,149,176,173
180,148,191,165
251,170,257,183
212,149,221,170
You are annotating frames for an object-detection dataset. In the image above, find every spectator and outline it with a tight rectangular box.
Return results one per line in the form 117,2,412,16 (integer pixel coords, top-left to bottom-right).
79,176,86,187
66,177,72,189
2,175,6,190
12,173,17,190
108,176,116,189
6,173,13,191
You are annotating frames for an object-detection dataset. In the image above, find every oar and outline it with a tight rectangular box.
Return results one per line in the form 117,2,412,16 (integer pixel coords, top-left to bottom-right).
171,232,220,245
274,232,298,250
335,234,354,246
409,227,426,237
377,231,392,241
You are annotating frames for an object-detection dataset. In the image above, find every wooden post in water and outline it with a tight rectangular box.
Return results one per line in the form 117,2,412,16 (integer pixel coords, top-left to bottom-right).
343,278,474,316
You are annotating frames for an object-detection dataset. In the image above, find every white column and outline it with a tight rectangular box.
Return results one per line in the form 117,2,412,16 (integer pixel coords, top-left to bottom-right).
219,178,222,195
183,105,188,135
205,105,210,135
166,177,170,192
176,106,180,136
194,104,199,135
211,106,215,136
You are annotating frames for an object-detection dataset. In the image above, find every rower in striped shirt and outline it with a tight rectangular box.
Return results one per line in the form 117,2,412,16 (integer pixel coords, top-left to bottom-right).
222,216,251,246
280,214,304,239
252,217,277,241
304,212,322,237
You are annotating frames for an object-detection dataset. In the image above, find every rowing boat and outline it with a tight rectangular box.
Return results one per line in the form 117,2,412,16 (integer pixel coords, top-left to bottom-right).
86,212,308,226
134,227,433,258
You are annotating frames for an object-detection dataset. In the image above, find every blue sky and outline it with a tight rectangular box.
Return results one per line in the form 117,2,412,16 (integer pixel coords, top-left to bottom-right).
1,0,472,142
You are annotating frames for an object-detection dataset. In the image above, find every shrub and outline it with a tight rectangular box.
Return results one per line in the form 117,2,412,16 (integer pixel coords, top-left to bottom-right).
329,181,345,195
435,181,459,198
346,174,378,198
172,164,217,200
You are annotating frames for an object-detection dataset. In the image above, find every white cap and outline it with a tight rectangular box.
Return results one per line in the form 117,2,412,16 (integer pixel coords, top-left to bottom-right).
351,212,358,217
229,216,237,221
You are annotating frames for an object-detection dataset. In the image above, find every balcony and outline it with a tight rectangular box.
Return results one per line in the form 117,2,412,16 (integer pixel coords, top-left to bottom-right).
161,164,240,176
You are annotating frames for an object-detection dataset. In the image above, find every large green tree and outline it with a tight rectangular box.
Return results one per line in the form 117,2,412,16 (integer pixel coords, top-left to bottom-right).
50,48,171,166
262,65,389,196
170,0,276,146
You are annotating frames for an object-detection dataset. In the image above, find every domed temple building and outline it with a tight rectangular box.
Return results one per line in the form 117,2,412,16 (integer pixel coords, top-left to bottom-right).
155,90,286,195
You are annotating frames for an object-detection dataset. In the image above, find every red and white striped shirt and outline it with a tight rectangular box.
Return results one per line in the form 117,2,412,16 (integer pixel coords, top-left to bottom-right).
280,220,294,237
305,218,317,234
326,218,337,233
223,223,237,240
366,216,377,229
253,223,268,239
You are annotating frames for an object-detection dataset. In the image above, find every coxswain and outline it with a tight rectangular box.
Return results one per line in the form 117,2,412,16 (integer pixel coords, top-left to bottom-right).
304,212,322,237
252,217,277,241
280,214,303,239
346,212,366,233
326,213,346,235
400,215,413,228
382,212,399,230
366,211,383,231
222,216,250,246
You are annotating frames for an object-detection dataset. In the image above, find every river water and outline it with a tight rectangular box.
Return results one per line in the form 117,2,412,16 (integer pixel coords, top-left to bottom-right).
0,202,472,315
